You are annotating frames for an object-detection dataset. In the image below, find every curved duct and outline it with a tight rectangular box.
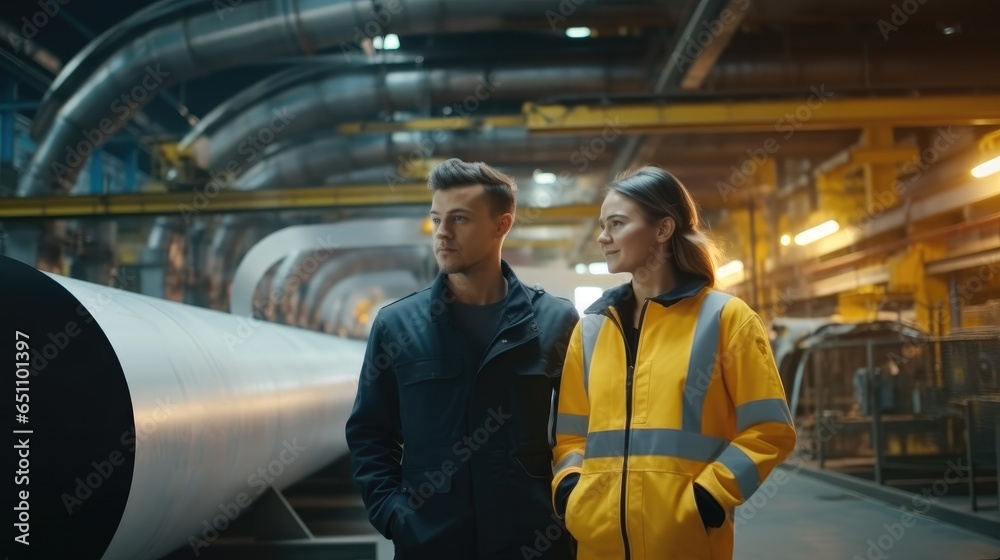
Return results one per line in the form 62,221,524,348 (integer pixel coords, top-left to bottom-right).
264,251,334,325
205,216,243,307
1,256,364,560
190,62,646,172
139,216,186,299
236,129,616,190
318,270,420,335
203,215,281,310
230,219,427,317
30,0,212,135
20,0,655,195
183,56,418,144
298,247,431,329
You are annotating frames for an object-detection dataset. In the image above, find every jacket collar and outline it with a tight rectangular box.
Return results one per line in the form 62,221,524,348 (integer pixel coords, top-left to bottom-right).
584,273,709,315
428,260,534,323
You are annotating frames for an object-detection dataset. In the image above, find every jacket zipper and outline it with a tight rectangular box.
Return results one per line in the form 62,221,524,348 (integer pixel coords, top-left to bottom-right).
478,312,536,372
605,300,648,560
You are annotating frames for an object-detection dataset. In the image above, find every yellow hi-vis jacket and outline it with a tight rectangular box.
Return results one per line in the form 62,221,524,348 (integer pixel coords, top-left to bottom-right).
552,281,796,560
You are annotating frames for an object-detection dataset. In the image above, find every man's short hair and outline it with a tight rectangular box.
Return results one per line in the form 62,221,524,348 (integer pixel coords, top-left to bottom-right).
428,158,517,216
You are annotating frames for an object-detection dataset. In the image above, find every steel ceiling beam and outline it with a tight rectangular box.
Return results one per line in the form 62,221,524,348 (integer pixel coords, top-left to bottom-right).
524,95,1000,134
0,184,601,221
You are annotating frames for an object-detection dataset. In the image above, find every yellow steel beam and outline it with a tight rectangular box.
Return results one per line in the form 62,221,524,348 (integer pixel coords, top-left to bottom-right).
849,146,921,166
0,185,600,222
524,95,1000,134
0,184,431,219
861,125,902,211
518,204,602,222
337,115,525,134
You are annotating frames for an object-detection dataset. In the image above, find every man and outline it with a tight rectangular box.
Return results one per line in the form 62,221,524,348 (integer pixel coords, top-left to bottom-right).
346,158,578,559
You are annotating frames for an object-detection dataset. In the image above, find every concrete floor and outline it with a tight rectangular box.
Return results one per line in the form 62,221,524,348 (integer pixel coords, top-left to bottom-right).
734,469,1000,560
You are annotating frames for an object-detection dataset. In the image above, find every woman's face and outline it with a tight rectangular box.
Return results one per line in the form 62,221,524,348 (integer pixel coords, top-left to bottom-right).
597,191,673,275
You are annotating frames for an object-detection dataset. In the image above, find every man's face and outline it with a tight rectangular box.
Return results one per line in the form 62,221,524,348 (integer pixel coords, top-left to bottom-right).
430,185,508,274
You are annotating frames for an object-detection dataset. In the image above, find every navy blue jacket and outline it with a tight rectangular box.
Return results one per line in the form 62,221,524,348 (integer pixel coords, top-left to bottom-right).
346,262,578,559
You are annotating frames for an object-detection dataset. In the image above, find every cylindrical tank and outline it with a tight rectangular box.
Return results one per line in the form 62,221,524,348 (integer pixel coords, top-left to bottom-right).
1,256,364,560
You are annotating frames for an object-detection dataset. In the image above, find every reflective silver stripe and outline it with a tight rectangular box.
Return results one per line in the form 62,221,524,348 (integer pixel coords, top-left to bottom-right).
547,388,558,448
585,430,626,458
716,444,760,500
580,314,604,399
585,429,728,463
553,451,584,475
681,291,733,432
556,413,589,437
736,398,793,432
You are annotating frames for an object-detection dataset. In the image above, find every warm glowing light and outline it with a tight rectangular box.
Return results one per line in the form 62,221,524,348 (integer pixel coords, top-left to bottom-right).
972,154,1000,178
716,260,744,279
794,220,840,246
780,234,792,246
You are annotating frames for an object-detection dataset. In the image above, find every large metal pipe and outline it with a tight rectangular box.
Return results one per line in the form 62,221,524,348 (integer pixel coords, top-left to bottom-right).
1,255,364,560
190,63,647,173
20,0,661,195
235,129,617,190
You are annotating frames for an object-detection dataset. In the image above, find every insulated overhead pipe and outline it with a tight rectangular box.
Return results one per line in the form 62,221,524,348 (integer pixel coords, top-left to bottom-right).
20,0,659,195
235,129,616,190
1,256,364,560
190,62,647,173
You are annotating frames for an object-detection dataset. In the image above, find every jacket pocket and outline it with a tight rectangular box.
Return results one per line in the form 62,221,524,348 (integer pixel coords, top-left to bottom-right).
396,357,464,441
395,465,456,549
514,357,560,378
564,471,623,557
402,466,453,496
640,472,713,559
515,451,553,480
397,356,459,385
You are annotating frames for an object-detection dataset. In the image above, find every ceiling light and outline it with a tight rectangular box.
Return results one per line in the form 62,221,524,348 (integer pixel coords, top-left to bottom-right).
383,33,400,50
533,170,557,184
780,234,792,246
942,26,958,35
972,155,1000,178
574,286,604,314
566,27,592,38
716,260,744,279
372,36,383,49
575,263,588,274
972,130,1000,178
794,220,840,246
588,262,609,275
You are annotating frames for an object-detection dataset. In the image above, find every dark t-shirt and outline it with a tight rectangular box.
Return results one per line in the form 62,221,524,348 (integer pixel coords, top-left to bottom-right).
449,297,507,371
616,289,640,358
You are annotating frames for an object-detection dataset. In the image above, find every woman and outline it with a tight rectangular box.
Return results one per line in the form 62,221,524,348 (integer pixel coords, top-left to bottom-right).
551,166,796,560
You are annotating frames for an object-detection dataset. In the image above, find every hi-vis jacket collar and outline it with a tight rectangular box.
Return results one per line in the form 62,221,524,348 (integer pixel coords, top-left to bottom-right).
584,274,709,315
